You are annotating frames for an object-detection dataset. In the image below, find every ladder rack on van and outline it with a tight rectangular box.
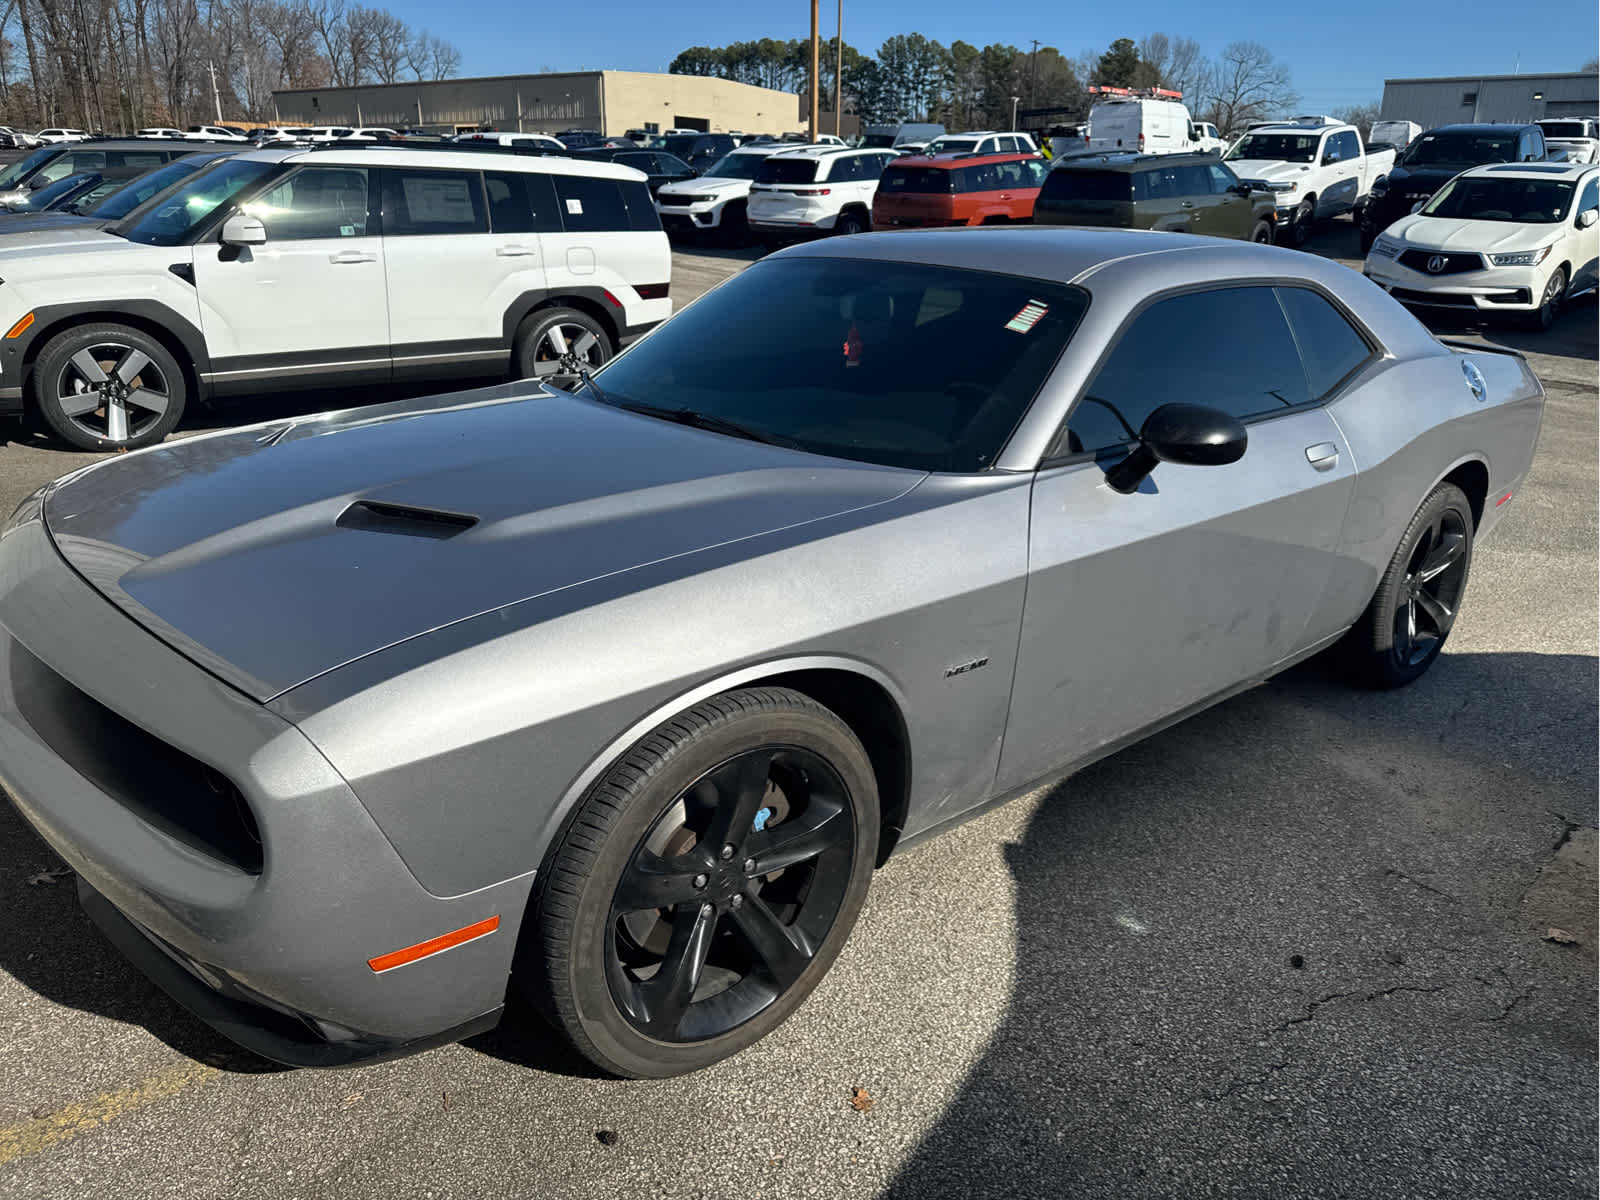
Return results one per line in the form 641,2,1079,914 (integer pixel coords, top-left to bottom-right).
1086,85,1184,100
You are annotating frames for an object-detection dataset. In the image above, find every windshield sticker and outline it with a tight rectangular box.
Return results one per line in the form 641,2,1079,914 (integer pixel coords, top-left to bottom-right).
565,198,583,214
1005,301,1049,334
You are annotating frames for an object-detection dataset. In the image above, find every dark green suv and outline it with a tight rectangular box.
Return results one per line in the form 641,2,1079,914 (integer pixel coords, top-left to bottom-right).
1033,153,1278,242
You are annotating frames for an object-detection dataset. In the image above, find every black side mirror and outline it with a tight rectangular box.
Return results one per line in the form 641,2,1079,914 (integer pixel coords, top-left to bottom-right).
1105,403,1248,494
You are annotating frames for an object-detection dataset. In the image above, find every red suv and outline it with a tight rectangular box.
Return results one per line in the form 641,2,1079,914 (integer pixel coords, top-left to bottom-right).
871,153,1047,228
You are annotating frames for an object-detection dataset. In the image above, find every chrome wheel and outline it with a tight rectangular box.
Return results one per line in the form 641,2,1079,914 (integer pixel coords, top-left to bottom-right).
54,341,172,445
1390,506,1469,669
529,321,605,389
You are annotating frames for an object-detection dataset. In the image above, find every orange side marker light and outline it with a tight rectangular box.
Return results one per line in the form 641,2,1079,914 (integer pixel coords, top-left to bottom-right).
5,312,34,339
367,915,500,973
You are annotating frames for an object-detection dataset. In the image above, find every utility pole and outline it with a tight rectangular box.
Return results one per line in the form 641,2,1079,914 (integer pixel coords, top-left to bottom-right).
207,60,223,123
834,0,843,138
1028,38,1040,117
1010,95,1020,130
809,0,820,141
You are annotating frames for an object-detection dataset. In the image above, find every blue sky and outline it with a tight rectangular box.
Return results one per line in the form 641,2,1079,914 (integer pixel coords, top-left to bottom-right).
392,1,1597,114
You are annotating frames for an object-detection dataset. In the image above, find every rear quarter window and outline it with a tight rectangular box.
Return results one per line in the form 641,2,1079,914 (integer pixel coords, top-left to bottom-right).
1040,170,1132,204
878,166,955,193
1276,287,1373,398
553,174,629,232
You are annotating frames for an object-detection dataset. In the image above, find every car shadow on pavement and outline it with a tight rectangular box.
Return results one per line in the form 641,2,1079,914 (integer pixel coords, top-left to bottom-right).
882,649,1597,1200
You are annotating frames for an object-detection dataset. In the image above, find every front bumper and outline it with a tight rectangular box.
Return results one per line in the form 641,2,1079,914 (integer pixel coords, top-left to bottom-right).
1364,259,1542,312
656,198,727,232
0,514,533,1065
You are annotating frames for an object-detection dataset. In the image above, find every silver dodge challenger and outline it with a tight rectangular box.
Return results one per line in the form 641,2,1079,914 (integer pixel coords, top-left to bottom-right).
0,229,1543,1078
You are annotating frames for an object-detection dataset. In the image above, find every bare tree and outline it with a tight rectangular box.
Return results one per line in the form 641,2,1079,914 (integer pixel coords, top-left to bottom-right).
364,4,406,83
1201,40,1296,135
1335,101,1380,134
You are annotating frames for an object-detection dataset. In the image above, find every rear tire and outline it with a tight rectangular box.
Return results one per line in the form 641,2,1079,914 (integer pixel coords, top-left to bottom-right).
1340,482,1474,688
521,687,879,1078
1250,220,1273,244
833,209,866,237
32,322,187,451
513,307,612,390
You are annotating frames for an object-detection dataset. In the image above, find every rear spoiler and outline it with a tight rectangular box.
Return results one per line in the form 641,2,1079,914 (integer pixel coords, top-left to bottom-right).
1435,337,1526,360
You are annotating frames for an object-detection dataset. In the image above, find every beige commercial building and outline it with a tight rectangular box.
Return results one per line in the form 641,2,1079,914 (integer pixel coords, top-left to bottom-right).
272,71,804,138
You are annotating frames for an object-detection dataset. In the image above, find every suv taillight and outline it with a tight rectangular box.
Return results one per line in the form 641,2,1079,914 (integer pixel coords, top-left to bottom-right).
791,188,831,196
1138,132,1145,149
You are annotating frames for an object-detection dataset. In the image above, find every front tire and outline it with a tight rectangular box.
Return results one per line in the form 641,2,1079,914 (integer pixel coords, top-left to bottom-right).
1250,219,1273,244
522,687,880,1078
1524,266,1567,332
32,323,187,451
513,307,612,390
1289,198,1315,247
1342,482,1474,688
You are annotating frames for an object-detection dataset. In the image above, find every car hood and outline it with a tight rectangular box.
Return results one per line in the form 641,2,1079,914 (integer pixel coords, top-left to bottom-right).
0,226,136,268
0,213,108,240
658,176,751,198
43,385,924,701
1223,159,1314,184
1386,214,1558,253
1382,164,1476,192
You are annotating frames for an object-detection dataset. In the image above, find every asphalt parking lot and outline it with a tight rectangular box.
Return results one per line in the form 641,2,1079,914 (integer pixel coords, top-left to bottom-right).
1,222,1596,1200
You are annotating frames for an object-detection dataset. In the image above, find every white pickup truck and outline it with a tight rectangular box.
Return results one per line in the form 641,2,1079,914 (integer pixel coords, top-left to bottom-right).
1223,119,1396,246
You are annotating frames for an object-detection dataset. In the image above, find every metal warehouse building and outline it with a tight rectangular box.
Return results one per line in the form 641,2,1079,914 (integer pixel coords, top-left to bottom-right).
1379,72,1597,128
271,71,802,139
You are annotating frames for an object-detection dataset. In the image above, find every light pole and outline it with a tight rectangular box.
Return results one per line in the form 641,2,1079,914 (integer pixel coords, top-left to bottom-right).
834,0,844,139
809,0,820,142
1010,95,1020,130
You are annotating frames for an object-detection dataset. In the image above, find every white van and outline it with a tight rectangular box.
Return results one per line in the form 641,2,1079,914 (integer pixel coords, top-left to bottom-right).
1083,90,1202,155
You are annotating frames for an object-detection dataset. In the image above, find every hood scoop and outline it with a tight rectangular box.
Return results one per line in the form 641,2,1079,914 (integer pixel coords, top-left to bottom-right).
336,500,478,540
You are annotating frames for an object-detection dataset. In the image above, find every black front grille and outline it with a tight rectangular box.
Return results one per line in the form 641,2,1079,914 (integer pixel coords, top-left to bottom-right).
1390,287,1475,308
9,640,264,873
1399,249,1484,275
656,195,694,207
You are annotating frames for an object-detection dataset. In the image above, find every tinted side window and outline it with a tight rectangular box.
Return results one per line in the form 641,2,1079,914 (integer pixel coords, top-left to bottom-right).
1276,287,1372,399
485,170,561,233
1207,163,1236,192
1023,159,1047,186
826,155,861,182
553,174,628,232
657,154,693,175
616,153,655,174
247,166,371,239
1064,286,1310,455
1577,177,1599,215
619,179,661,231
381,168,486,235
1178,164,1213,194
1340,131,1360,159
966,161,1002,190
107,151,165,169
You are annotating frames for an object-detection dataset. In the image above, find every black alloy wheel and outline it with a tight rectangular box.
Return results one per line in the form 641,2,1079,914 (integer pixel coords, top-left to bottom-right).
1342,481,1475,688
523,687,878,1077
1250,219,1273,243
606,745,856,1044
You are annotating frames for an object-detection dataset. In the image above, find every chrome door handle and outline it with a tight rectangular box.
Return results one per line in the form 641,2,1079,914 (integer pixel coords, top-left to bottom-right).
328,250,376,264
1180,200,1194,208
1306,442,1340,471
496,245,536,257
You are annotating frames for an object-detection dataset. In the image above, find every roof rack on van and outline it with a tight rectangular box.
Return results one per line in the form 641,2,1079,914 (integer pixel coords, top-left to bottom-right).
1087,85,1184,100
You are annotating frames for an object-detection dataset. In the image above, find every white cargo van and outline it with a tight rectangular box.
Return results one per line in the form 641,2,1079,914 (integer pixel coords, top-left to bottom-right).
1083,87,1204,155
1368,120,1422,151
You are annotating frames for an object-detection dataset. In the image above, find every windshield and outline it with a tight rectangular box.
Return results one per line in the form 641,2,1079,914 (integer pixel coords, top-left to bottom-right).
1226,133,1319,162
113,158,277,245
75,156,209,217
877,166,955,194
701,153,771,180
930,138,978,155
1538,122,1588,139
861,133,896,147
13,172,90,210
1422,176,1576,223
662,135,708,159
0,146,59,190
1400,133,1518,166
592,257,1087,471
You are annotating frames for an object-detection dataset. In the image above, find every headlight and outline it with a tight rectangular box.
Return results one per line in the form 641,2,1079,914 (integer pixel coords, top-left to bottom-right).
1489,245,1554,267
685,196,715,204
1371,236,1402,258
1266,181,1297,193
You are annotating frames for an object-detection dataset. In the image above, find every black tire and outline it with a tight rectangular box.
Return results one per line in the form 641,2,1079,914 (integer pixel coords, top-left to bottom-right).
833,209,867,237
1524,266,1568,331
32,322,186,451
512,307,612,390
719,200,749,246
1250,219,1273,244
521,687,879,1078
1342,482,1474,688
1289,197,1315,247
1358,222,1377,255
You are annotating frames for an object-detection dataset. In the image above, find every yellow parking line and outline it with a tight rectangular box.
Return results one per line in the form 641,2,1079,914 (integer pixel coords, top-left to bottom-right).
0,1062,219,1165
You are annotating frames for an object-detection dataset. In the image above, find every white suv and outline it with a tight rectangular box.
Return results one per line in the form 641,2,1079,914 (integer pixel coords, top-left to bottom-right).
926,131,1038,156
747,146,900,239
654,143,791,242
0,144,671,450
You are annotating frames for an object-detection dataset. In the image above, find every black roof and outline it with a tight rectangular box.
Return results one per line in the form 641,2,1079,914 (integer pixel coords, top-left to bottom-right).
1421,123,1541,135
1050,151,1224,172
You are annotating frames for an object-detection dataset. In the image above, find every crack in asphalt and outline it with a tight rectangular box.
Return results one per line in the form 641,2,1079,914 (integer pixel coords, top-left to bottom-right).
1384,868,1461,904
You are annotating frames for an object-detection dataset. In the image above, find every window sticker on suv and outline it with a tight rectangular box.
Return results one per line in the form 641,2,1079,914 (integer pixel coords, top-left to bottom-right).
1004,301,1049,334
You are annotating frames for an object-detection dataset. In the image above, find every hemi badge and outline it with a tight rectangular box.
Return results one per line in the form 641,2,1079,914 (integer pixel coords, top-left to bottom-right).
945,656,990,678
